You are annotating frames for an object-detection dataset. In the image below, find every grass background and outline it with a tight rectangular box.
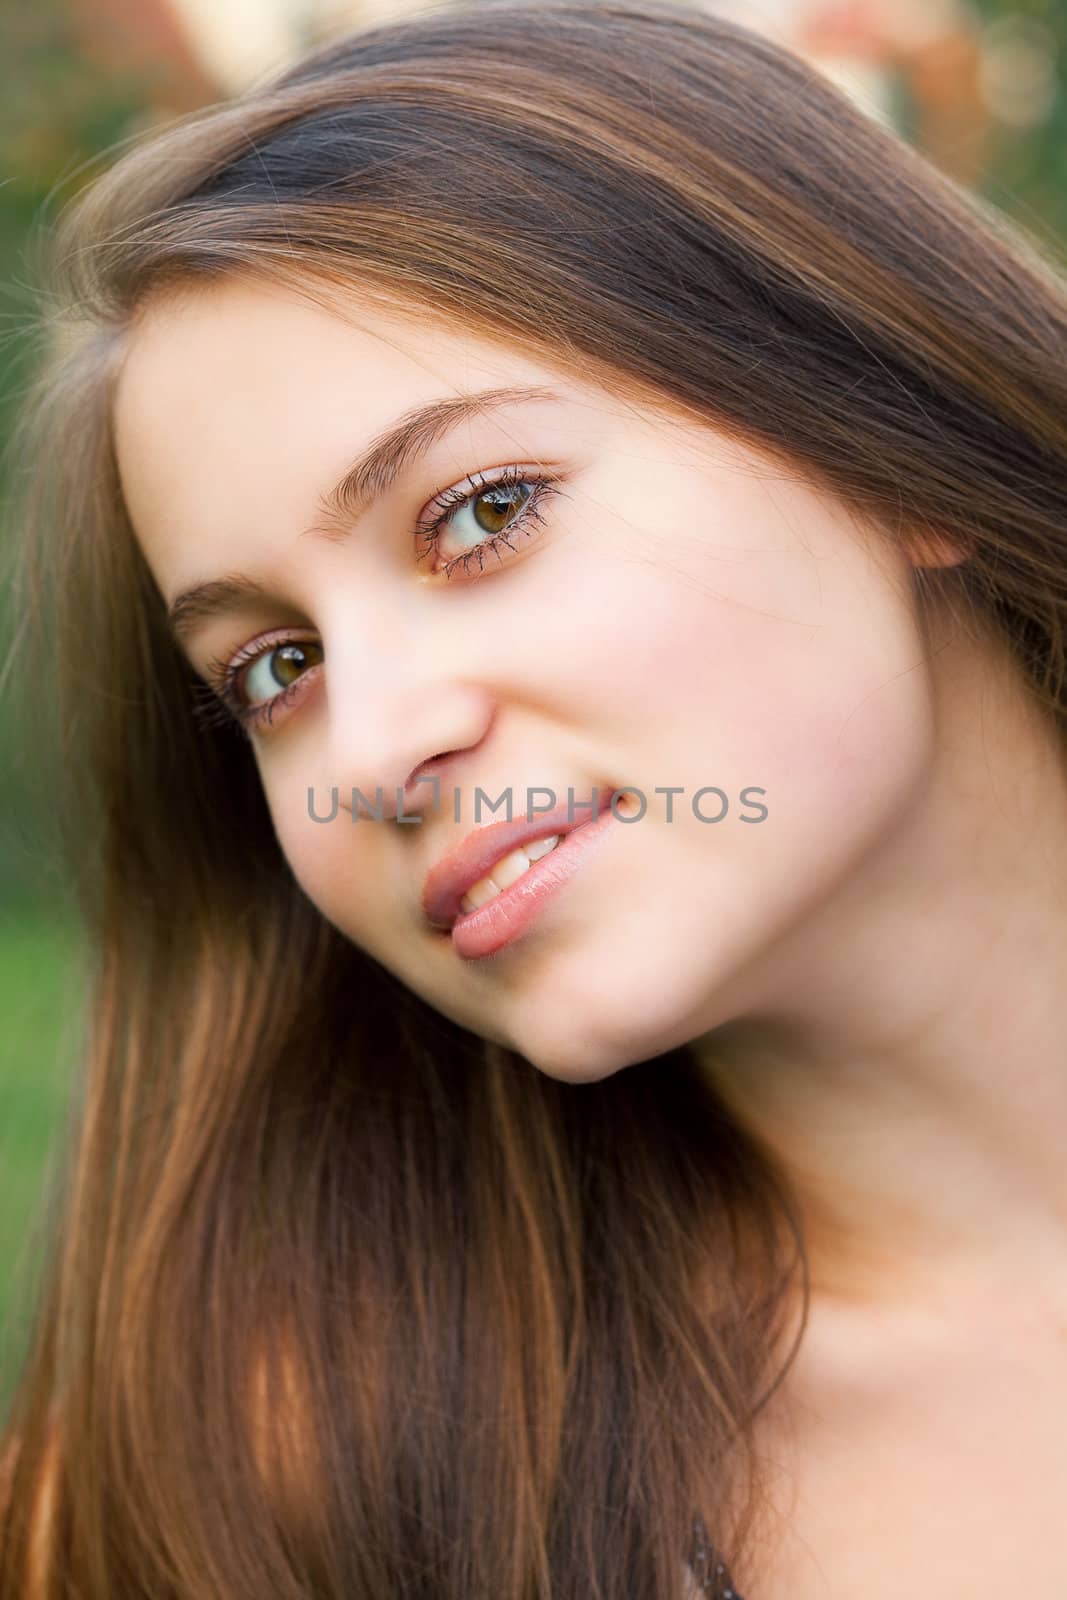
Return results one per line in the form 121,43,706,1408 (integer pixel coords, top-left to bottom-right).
0,907,84,1408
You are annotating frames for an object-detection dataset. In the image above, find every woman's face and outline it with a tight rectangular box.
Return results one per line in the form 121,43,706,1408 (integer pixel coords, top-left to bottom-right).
114,275,947,1082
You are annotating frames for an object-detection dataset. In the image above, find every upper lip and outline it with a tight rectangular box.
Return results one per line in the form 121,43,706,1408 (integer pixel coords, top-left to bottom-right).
422,791,614,930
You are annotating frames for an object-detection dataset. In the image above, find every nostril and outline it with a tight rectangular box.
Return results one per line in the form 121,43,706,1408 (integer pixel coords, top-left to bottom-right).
404,753,459,792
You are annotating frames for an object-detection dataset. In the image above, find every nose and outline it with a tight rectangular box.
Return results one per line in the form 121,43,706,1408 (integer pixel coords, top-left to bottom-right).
323,635,495,825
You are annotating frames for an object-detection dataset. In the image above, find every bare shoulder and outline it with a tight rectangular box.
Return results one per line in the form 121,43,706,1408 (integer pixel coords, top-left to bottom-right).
742,1289,1067,1595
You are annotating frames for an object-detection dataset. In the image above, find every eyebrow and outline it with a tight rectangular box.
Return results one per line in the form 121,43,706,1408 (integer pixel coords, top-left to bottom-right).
165,383,560,647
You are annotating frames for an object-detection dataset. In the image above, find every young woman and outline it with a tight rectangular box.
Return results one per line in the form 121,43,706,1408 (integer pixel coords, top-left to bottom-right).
2,0,1066,1593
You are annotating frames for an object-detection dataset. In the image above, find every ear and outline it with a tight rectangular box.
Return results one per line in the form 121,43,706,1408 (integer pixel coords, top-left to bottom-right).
905,523,972,569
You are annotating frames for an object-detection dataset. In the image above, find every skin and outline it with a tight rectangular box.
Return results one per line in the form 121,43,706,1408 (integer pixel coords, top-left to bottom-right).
114,274,1067,1587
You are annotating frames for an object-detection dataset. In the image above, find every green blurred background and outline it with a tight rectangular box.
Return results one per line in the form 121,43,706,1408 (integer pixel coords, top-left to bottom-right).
1,0,1065,1401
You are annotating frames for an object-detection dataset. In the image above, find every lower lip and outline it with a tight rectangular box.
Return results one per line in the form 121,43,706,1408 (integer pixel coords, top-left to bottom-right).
448,801,621,961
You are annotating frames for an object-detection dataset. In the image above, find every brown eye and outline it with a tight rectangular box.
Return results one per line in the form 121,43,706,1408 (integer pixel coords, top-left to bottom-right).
414,466,560,581
242,640,324,709
434,478,540,567
468,480,535,536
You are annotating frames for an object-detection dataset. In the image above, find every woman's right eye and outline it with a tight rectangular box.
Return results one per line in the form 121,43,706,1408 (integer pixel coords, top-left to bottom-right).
242,641,323,711
200,636,325,736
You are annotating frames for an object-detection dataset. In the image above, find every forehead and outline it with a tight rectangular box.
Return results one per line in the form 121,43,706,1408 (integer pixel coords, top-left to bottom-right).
111,274,572,484
110,271,745,477
110,275,759,600
115,275,560,410
111,277,579,582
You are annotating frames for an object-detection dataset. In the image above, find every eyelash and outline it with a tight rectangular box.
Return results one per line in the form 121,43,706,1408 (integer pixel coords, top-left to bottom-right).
192,465,561,739
413,464,558,581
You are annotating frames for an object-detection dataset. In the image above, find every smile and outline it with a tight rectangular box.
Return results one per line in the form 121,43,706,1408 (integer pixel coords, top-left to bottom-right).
447,802,620,961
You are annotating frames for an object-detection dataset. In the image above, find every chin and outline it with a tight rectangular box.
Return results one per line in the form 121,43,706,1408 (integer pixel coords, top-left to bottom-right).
521,1049,634,1085
504,1011,674,1084
504,957,722,1085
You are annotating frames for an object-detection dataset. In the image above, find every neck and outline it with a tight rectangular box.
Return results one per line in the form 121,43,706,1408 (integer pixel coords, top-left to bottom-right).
696,620,1067,1321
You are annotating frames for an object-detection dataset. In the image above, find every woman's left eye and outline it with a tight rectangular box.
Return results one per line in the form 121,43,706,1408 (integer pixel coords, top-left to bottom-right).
414,466,560,580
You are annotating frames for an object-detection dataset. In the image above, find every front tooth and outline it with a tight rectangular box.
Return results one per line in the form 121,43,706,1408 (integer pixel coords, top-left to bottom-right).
461,874,504,911
524,834,559,861
490,848,535,890
458,836,562,915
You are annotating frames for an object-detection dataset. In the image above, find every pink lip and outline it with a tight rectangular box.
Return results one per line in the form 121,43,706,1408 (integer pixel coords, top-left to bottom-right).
422,790,615,930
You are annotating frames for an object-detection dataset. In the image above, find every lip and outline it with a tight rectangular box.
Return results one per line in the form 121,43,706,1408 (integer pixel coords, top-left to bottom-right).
421,789,616,931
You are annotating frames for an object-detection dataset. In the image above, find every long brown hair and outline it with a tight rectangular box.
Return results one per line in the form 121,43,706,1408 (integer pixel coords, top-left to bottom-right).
3,1,1066,1593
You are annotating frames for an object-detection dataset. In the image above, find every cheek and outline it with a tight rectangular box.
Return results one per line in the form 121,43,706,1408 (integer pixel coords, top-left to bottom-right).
266,783,385,946
716,640,939,895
